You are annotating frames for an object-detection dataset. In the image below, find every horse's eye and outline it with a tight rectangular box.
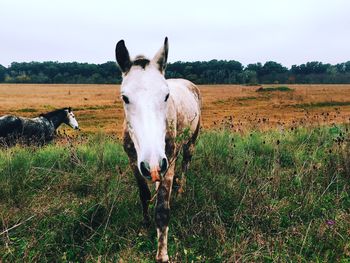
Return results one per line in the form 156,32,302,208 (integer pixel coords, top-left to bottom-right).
165,93,170,102
122,95,130,104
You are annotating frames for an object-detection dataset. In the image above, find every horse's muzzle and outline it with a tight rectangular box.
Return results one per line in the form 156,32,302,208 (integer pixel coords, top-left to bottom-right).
150,170,161,182
140,158,168,182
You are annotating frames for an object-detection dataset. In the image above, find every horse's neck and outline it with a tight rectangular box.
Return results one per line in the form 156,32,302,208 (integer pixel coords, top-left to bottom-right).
43,112,65,130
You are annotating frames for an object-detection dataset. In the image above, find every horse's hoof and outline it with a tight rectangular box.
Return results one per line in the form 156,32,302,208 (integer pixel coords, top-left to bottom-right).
156,255,169,262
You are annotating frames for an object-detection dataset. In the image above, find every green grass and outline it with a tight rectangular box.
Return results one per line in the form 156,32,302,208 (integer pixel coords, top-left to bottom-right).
237,96,258,101
15,108,38,113
295,101,350,109
1,127,350,262
214,96,268,106
256,86,293,92
74,105,120,111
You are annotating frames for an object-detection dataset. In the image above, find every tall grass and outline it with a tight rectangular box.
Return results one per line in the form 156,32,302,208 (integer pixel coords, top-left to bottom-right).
0,126,349,262
256,86,293,92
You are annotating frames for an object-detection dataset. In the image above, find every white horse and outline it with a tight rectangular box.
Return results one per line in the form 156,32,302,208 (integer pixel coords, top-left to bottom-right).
115,37,201,262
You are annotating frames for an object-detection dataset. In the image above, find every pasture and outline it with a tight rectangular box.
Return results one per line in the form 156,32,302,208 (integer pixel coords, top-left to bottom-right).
1,84,350,134
0,84,350,261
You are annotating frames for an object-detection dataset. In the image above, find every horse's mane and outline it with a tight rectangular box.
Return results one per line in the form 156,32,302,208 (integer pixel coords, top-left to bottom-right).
132,56,150,69
40,108,69,119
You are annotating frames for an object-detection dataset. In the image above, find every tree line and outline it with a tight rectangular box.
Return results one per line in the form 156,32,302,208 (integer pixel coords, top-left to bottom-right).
1,60,350,84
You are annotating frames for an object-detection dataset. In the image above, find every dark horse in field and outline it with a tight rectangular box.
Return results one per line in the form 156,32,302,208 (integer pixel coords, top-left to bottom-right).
0,107,79,146
116,38,201,262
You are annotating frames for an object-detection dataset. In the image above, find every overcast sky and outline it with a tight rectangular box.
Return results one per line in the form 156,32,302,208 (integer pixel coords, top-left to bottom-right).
1,0,349,68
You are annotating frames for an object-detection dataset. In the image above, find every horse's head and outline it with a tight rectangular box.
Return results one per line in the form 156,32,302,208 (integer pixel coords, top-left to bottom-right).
64,107,79,130
116,38,170,182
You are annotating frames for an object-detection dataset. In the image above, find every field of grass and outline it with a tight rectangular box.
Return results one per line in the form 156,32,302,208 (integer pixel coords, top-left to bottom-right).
256,86,293,92
1,125,350,262
1,84,350,134
1,84,350,261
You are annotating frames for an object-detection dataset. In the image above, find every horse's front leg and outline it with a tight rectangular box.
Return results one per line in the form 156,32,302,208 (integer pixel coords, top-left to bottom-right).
132,165,152,225
124,131,152,225
155,163,175,262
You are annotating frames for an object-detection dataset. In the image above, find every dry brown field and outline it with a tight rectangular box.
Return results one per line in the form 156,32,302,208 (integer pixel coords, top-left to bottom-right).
1,84,350,136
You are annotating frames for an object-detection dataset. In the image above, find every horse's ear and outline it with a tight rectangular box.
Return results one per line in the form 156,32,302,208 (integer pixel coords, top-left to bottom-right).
152,37,168,74
116,40,132,74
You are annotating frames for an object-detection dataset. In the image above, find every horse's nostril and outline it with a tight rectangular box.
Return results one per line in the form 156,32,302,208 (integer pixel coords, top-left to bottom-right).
160,157,168,173
140,161,151,178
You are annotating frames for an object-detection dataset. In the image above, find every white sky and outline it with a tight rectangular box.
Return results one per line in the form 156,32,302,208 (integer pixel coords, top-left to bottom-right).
0,0,349,68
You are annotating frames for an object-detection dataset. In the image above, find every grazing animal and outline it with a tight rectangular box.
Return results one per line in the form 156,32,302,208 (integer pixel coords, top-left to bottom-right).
116,37,201,262
0,107,79,146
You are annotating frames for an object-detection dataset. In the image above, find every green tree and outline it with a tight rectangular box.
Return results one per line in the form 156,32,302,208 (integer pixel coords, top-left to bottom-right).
0,64,6,82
